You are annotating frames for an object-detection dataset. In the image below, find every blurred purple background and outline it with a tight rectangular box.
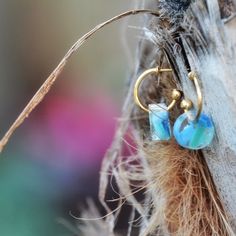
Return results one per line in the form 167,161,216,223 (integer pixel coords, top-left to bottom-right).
0,1,140,235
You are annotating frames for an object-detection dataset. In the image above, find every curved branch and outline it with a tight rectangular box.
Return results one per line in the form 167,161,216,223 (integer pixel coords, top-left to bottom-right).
0,9,159,153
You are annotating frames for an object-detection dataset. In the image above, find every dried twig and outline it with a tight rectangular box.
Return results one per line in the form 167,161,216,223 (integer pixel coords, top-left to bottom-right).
0,9,159,153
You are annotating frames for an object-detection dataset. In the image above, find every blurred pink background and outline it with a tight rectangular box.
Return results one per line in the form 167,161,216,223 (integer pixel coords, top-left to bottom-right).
0,1,140,235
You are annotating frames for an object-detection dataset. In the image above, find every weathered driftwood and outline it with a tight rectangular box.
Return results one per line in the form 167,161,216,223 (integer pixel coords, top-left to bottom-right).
98,0,236,235
142,0,236,232
204,13,236,229
171,0,236,228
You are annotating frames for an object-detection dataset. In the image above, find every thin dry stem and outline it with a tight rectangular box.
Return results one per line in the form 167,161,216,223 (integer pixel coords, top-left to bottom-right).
0,9,159,153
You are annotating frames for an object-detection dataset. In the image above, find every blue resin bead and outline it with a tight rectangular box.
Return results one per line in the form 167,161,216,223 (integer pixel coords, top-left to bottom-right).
149,103,171,141
173,112,215,150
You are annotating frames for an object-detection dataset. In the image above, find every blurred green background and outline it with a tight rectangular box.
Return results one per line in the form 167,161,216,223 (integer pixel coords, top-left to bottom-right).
0,1,141,235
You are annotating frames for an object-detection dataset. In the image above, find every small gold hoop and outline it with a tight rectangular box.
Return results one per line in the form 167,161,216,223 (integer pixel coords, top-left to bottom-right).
188,71,203,121
134,67,181,113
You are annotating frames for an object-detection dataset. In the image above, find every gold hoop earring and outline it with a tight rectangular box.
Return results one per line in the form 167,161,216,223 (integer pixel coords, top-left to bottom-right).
173,71,215,150
188,71,203,121
133,67,181,141
133,67,181,113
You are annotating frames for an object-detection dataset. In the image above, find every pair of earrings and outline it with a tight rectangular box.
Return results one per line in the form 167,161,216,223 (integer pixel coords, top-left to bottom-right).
134,67,215,150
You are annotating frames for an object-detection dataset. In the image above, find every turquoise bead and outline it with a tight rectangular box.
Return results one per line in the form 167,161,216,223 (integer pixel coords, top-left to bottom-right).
173,112,215,150
149,103,171,141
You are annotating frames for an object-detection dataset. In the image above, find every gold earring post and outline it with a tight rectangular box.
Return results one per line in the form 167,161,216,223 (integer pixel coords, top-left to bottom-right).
180,99,193,112
133,67,181,112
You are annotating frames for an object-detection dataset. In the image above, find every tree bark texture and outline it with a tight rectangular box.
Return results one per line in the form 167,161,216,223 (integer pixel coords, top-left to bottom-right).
136,0,236,229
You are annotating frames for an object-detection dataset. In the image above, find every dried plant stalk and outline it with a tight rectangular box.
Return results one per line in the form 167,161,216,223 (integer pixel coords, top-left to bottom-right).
0,9,158,153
